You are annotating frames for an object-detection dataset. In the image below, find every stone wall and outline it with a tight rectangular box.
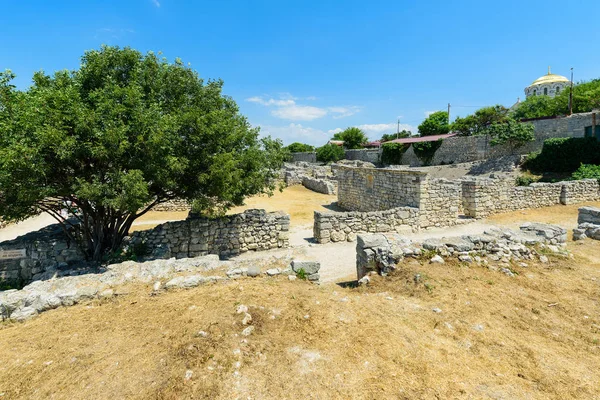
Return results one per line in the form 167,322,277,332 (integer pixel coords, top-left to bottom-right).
344,149,381,164
527,111,597,138
152,199,191,212
462,177,600,218
336,165,425,211
130,209,290,259
313,207,419,244
290,152,317,163
0,224,84,286
573,206,600,241
302,177,336,195
419,178,462,228
356,223,567,279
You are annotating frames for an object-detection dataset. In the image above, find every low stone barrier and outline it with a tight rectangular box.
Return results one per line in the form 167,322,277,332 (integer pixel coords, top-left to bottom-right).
131,209,290,259
313,207,419,244
573,206,600,241
356,223,567,279
152,199,191,212
561,180,600,205
302,176,336,195
0,254,316,322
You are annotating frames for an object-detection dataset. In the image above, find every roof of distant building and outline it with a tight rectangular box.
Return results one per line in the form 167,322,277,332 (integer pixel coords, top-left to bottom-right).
383,133,457,145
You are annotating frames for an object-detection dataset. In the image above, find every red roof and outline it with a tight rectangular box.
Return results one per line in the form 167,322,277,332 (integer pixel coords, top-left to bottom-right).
383,133,457,145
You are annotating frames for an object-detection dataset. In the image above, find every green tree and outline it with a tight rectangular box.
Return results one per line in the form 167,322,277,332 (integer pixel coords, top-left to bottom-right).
285,142,314,153
488,120,535,152
381,130,411,142
418,111,449,136
332,127,369,149
316,143,345,163
452,105,509,136
0,46,286,261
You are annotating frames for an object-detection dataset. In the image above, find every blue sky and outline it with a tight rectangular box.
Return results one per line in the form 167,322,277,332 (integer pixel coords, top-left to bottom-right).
2,0,599,145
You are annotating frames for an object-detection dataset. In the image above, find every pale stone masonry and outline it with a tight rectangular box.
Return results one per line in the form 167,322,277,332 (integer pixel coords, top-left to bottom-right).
131,209,290,259
573,207,600,241
356,223,567,279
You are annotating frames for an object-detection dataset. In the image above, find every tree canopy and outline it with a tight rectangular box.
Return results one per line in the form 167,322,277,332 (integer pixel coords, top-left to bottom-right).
511,78,600,120
381,130,411,142
316,143,345,163
0,46,286,261
418,111,449,136
451,105,509,136
332,127,369,149
488,120,535,151
285,142,314,153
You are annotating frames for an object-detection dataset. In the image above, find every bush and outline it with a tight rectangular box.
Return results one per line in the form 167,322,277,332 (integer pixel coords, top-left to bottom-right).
286,142,315,153
412,140,443,166
381,142,409,165
525,137,600,172
571,164,600,180
515,175,535,186
316,144,345,163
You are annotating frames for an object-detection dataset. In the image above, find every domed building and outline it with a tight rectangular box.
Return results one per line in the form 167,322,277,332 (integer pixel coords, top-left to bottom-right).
525,67,570,97
524,67,570,98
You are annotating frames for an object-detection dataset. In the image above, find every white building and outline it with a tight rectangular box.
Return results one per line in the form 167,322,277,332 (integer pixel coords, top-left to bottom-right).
524,67,570,98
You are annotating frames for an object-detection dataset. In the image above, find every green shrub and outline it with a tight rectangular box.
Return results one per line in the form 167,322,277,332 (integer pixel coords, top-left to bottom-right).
316,144,345,163
515,175,535,186
525,137,600,172
381,142,409,165
571,164,600,180
286,142,315,153
412,139,443,166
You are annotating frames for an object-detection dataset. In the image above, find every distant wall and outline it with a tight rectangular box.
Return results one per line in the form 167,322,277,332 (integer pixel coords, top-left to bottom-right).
528,111,597,138
152,199,191,212
290,152,317,163
344,149,381,164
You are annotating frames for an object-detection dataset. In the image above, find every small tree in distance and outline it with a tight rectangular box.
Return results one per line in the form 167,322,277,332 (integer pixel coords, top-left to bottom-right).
418,111,449,136
381,130,411,142
332,127,369,149
0,46,287,261
488,120,535,152
285,142,315,153
316,143,345,163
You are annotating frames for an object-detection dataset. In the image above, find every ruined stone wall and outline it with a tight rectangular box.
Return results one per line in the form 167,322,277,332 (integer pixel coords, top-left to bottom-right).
336,165,425,211
152,199,191,212
419,178,462,228
131,209,290,259
0,224,84,286
344,149,381,164
560,180,600,205
462,178,565,218
313,207,419,244
290,152,317,163
302,177,336,195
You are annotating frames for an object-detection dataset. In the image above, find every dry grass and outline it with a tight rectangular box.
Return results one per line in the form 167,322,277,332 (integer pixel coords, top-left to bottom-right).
130,185,338,232
1,239,600,399
486,201,600,233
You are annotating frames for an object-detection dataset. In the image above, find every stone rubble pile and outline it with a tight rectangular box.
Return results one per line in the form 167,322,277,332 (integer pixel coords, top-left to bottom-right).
0,255,320,322
573,206,600,241
356,222,567,279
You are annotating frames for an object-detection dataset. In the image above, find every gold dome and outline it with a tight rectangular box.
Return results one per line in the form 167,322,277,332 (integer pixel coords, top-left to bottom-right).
530,67,569,86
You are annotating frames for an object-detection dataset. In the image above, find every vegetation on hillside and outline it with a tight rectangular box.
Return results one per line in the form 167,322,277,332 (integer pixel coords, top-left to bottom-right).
451,105,510,136
381,130,411,142
418,111,449,136
285,142,315,153
331,127,369,149
0,46,286,261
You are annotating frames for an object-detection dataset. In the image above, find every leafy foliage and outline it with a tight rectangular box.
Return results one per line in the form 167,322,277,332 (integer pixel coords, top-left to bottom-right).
451,105,509,136
524,137,600,172
572,164,600,180
488,120,535,151
412,140,443,165
512,78,600,120
418,111,449,136
0,46,286,261
381,142,410,165
316,143,345,163
381,130,411,142
285,142,315,153
332,127,369,149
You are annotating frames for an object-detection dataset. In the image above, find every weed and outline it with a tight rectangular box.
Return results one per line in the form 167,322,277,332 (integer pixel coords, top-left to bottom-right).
296,268,307,280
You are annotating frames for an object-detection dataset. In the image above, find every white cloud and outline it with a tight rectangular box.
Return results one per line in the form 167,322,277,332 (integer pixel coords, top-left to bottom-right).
246,94,360,121
152,0,160,7
258,123,331,146
271,105,328,121
327,128,343,135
